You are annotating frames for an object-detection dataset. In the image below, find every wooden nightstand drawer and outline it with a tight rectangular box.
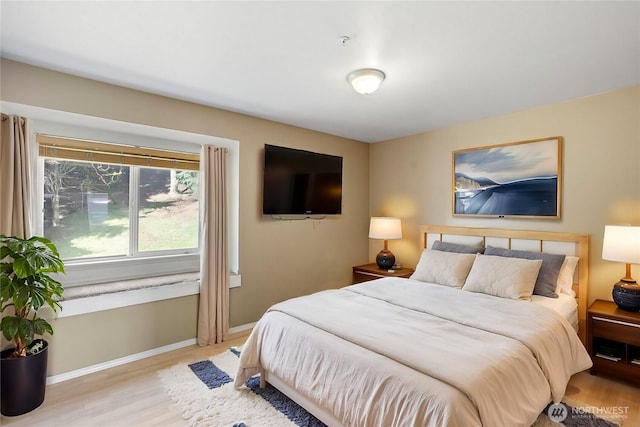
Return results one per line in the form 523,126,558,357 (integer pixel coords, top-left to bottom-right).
352,263,414,284
353,271,383,284
592,316,640,346
587,299,640,385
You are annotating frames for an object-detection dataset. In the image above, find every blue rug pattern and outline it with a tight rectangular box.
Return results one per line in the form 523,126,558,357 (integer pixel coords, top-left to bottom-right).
187,349,326,427
189,360,233,389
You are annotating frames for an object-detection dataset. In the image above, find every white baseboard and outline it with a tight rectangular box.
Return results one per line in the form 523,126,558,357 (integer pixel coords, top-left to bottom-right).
47,322,255,385
46,338,197,385
228,322,255,336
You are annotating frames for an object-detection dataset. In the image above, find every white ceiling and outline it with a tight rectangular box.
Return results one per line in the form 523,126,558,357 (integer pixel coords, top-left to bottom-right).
1,1,639,143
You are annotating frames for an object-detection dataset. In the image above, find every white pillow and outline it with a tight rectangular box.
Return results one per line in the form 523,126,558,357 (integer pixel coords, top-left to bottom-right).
410,249,476,288
556,256,579,296
462,254,542,301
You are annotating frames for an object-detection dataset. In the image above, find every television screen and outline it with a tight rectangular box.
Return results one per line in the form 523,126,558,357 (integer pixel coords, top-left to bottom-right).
263,144,343,215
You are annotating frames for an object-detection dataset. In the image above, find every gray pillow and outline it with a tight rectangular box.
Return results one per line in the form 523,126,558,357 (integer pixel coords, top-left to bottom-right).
483,246,565,298
432,240,484,254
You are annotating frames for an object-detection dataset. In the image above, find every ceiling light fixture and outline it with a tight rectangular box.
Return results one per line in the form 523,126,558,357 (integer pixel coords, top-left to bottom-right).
347,68,385,95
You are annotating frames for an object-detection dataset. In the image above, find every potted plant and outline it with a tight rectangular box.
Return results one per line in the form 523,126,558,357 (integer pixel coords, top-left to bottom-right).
0,235,64,416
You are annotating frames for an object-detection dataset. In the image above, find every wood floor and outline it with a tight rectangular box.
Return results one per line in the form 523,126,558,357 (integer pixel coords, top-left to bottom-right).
2,332,639,426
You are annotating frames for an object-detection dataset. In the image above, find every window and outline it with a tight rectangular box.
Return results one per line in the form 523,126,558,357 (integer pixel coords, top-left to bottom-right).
42,159,199,260
34,132,210,287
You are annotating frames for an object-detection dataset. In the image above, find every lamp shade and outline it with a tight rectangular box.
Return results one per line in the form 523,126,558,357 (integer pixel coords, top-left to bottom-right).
347,69,385,95
602,225,640,264
369,217,402,240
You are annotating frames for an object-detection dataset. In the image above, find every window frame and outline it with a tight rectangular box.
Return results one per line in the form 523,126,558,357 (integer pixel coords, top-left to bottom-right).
1,101,240,289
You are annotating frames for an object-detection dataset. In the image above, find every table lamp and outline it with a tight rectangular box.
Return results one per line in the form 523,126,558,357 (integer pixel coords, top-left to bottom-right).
369,217,402,270
602,225,640,311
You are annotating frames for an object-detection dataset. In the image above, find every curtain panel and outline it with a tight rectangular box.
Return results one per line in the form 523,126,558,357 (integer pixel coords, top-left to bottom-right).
197,146,229,345
0,114,32,238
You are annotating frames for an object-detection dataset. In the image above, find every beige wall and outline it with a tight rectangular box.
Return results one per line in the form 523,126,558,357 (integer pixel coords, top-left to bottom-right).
0,59,370,375
369,85,640,305
47,295,198,375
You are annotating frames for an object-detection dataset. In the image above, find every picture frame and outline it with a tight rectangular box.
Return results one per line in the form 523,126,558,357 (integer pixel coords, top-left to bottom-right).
453,136,562,218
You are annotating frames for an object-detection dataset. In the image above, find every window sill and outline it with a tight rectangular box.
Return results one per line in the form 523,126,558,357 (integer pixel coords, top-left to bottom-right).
58,273,241,318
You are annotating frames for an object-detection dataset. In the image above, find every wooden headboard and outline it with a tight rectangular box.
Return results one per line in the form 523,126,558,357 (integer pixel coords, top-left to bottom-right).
419,225,590,344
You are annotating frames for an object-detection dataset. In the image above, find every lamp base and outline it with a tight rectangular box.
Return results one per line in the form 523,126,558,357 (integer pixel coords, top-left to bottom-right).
376,249,396,270
612,279,640,312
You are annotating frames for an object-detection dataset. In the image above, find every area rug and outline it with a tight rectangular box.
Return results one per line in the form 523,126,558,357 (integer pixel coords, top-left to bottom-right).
158,349,619,427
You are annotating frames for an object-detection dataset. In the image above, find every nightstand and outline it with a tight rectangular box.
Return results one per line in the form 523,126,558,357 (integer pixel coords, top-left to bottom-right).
587,299,640,385
352,263,414,284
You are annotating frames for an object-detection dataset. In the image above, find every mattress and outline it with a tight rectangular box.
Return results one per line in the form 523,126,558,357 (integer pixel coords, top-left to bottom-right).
531,293,579,332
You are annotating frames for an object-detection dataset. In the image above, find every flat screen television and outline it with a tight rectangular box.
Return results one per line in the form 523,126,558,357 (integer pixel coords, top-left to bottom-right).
263,144,343,215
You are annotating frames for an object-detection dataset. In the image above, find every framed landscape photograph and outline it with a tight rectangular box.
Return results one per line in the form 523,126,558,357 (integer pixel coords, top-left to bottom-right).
453,137,562,218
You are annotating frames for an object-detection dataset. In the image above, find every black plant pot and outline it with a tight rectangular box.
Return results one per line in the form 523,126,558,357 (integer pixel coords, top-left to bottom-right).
1,339,49,416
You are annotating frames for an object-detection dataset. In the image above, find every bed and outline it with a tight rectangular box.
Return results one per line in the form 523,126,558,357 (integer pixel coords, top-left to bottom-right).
235,226,592,426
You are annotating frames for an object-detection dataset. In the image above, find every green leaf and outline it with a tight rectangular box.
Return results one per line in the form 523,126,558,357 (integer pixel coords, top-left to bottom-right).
0,275,13,303
12,256,33,278
16,317,34,346
32,318,53,336
32,236,60,255
13,282,29,312
0,316,20,341
0,245,11,261
30,286,46,311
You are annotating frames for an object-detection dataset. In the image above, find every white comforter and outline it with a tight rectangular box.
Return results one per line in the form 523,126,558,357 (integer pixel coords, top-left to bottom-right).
235,278,592,427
